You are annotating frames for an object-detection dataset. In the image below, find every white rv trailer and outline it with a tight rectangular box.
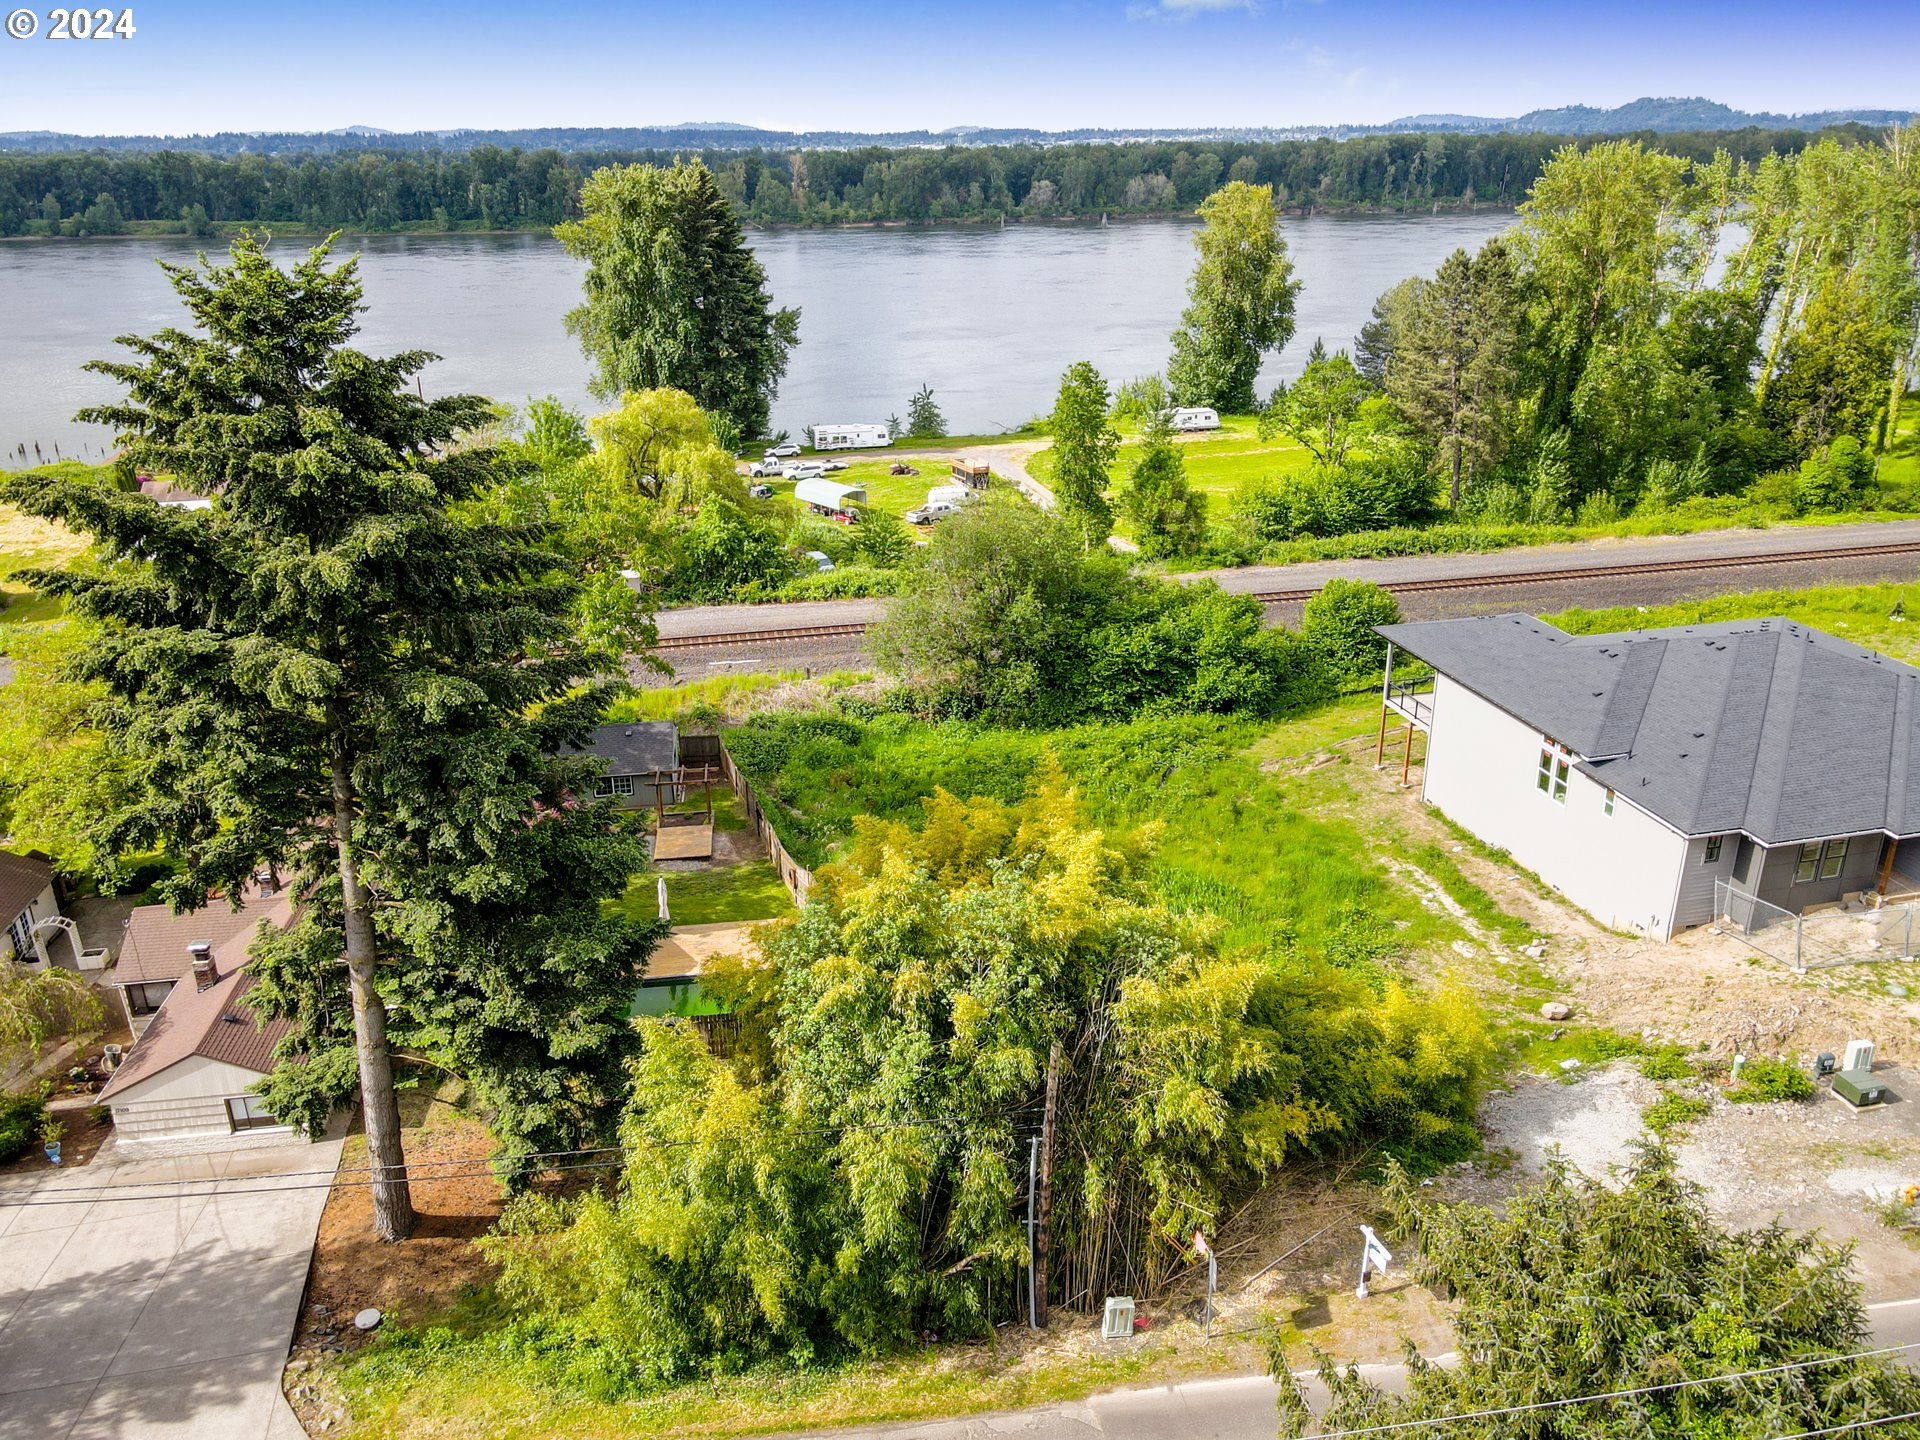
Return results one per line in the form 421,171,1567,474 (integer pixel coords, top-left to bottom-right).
1170,407,1222,432
811,422,893,451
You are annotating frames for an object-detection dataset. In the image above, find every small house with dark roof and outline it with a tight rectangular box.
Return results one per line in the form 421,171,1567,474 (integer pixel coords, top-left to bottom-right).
1376,614,1920,940
569,721,682,810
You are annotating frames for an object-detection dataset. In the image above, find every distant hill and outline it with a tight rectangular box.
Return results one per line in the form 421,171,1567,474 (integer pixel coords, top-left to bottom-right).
1382,96,1915,135
0,98,1909,156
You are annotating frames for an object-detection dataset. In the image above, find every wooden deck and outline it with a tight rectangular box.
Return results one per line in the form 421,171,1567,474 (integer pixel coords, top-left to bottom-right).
652,824,715,861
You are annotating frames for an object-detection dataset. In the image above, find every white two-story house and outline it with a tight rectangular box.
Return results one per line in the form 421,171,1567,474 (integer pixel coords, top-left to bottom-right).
1376,614,1920,940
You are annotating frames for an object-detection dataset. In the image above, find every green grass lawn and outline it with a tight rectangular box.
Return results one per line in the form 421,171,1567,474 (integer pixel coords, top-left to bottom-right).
1881,400,1920,490
616,858,795,927
726,704,1474,964
1025,414,1317,537
1546,579,1920,664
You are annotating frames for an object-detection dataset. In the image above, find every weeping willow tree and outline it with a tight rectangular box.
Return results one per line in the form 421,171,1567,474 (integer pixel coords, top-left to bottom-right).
481,760,1490,1385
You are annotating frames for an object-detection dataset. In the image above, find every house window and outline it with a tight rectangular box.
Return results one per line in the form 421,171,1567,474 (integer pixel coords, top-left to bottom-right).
1704,836,1723,863
6,912,30,960
1603,789,1615,817
593,777,613,798
1794,838,1852,884
124,980,176,1015
226,1095,278,1131
1536,739,1571,804
610,775,635,796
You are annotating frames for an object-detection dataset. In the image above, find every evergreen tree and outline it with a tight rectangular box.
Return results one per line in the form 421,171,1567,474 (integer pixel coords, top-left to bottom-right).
1166,182,1300,412
1387,242,1522,504
1119,406,1207,558
1280,1143,1920,1439
1047,361,1119,546
904,383,947,438
3,236,660,1238
558,160,800,439
1354,278,1418,385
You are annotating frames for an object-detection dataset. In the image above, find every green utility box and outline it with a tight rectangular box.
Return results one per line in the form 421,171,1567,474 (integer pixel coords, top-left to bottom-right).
1833,1069,1887,1107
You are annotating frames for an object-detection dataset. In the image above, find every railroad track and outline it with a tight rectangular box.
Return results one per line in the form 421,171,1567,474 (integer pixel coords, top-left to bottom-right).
653,538,1920,651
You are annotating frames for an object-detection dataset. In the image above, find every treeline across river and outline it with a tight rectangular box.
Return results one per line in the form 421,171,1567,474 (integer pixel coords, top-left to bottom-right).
0,124,1887,236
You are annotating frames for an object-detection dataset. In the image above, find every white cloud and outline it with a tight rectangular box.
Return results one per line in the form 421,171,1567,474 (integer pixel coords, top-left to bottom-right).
1126,0,1259,22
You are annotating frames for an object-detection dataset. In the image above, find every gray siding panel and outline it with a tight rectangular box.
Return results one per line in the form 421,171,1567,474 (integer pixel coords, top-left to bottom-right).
1674,835,1741,928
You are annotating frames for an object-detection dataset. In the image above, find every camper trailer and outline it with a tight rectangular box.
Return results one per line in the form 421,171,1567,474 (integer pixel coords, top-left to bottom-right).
1170,407,1221,432
811,423,893,451
950,460,991,489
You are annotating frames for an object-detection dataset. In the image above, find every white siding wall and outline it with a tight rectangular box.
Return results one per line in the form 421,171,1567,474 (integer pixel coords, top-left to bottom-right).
107,1054,290,1142
5,882,59,962
1422,676,1690,937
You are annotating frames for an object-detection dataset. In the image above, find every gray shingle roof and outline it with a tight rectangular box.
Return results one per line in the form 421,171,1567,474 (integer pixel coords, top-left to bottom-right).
1378,614,1920,845
569,722,679,777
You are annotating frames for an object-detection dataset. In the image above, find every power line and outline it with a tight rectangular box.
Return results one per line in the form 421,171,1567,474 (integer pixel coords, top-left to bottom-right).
1768,1412,1920,1440
1308,1345,1920,1440
0,1108,1045,1207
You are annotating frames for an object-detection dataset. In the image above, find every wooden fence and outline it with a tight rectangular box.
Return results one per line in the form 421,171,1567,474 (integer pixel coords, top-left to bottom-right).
715,738,815,907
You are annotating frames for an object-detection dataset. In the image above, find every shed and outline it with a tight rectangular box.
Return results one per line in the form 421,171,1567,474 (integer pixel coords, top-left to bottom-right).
0,849,58,965
950,461,991,488
571,722,683,809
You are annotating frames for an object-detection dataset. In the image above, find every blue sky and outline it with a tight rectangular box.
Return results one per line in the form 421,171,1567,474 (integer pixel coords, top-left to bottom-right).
0,0,1912,135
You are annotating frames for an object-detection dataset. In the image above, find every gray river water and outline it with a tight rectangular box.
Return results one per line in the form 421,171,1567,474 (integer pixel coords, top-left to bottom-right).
0,212,1514,461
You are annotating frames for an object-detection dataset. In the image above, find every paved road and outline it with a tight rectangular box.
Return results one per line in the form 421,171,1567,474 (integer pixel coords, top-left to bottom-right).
0,1137,342,1440
779,1300,1920,1440
647,519,1920,683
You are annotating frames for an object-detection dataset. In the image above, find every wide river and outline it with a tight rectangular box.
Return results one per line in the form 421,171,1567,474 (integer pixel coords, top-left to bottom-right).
1,213,1514,461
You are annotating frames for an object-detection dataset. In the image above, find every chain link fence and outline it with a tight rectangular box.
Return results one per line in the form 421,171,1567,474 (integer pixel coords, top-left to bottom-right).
1714,879,1920,971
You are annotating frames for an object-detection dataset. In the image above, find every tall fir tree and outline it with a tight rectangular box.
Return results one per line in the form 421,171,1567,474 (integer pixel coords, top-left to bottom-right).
4,235,661,1239
558,160,800,439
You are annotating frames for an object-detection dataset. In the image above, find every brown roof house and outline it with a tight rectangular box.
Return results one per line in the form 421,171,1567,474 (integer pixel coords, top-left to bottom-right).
113,883,293,1034
99,892,301,1146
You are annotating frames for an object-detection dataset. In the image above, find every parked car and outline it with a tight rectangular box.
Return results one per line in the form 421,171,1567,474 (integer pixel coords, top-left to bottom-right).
783,461,828,480
905,500,960,526
747,483,774,499
766,443,802,458
803,550,834,572
747,459,784,478
820,459,850,472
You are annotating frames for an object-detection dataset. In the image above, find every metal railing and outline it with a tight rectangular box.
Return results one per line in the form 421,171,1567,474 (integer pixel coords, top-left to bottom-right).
1384,676,1435,728
1714,878,1920,971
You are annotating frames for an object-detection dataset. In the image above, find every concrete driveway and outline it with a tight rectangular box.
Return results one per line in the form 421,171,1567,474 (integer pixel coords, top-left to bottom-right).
0,1138,342,1439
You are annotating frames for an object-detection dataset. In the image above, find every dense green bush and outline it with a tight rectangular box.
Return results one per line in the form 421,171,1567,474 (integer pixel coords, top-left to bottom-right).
1727,1056,1816,1103
1301,579,1401,685
1236,451,1437,541
480,771,1491,1386
0,1089,48,1163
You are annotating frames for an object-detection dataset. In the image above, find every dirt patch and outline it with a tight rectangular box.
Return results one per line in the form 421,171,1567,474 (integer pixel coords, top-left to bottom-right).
0,1095,114,1175
292,1083,507,1366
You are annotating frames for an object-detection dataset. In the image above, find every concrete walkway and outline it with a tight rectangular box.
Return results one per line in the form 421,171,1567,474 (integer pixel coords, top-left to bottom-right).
0,1137,342,1439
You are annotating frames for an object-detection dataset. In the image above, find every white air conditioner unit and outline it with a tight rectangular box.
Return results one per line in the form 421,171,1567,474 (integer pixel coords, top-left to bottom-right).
1101,1296,1136,1340
102,1043,124,1070
1843,1039,1876,1073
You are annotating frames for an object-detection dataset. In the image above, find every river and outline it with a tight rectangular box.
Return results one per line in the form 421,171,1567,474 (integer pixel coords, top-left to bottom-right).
0,213,1514,462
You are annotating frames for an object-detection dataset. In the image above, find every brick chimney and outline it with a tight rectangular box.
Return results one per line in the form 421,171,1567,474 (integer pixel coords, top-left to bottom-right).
189,941,217,990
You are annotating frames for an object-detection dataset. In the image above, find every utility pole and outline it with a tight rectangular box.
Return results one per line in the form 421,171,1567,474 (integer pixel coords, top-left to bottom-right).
1035,1041,1061,1330
1026,1136,1039,1329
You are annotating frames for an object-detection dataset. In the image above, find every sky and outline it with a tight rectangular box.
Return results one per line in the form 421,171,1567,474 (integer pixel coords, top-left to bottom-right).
0,0,1913,136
